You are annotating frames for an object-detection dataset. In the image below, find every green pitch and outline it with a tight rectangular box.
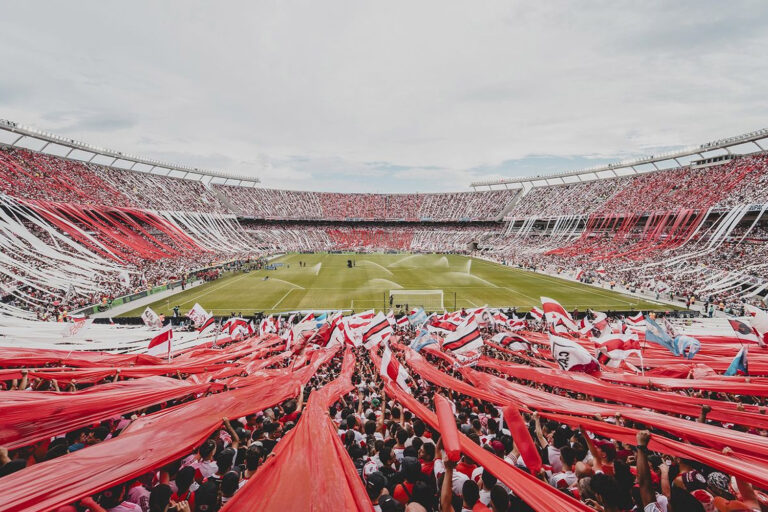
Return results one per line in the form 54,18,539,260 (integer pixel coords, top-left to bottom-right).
120,253,674,317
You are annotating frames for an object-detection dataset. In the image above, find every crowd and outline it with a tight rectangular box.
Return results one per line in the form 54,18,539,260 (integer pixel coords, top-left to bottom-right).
0,147,228,213
2,312,768,512
506,154,768,221
215,185,518,222
3,140,768,320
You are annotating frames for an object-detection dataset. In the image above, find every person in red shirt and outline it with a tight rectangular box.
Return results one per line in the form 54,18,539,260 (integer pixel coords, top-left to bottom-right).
419,442,436,476
455,454,477,480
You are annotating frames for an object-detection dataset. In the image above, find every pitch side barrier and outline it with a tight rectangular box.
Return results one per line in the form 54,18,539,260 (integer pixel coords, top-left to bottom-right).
103,307,700,326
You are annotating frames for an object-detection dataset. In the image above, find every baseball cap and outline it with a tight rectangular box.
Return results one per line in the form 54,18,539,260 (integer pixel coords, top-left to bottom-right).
378,494,400,512
365,471,387,497
681,469,708,492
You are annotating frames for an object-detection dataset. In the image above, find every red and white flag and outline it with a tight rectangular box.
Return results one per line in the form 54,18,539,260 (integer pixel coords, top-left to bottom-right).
380,343,411,392
626,313,645,326
348,310,375,331
186,303,209,328
260,315,278,335
197,315,216,333
490,332,529,352
363,312,392,349
223,317,254,340
147,326,173,357
443,317,483,354
550,334,599,374
593,333,641,368
541,297,578,331
396,316,409,328
141,307,164,329
529,306,544,320
744,305,768,347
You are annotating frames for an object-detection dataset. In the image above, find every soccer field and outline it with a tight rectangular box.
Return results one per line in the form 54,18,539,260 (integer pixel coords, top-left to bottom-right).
121,253,674,317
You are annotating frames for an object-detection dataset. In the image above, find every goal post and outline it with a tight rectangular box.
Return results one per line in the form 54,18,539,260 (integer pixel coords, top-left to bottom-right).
389,289,444,312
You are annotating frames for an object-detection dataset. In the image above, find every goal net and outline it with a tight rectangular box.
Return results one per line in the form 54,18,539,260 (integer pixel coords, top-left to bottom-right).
389,289,444,311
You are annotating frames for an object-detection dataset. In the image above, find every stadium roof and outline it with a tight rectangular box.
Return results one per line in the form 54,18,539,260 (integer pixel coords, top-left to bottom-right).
471,128,768,190
0,119,260,186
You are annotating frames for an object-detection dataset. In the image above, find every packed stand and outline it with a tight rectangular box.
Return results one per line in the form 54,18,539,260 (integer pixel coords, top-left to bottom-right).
3,309,768,512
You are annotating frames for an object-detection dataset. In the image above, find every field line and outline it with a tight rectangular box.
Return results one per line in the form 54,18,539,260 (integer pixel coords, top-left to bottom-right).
502,286,539,304
270,289,295,310
169,273,252,309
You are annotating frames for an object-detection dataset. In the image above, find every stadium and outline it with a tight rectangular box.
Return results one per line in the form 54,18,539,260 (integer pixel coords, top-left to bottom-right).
2,3,768,512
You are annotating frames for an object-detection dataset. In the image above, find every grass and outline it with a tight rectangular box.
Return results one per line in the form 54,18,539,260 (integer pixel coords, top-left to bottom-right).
120,253,675,317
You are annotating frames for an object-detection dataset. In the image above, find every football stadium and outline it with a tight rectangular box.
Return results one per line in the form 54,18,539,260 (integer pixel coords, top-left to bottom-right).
2,3,768,512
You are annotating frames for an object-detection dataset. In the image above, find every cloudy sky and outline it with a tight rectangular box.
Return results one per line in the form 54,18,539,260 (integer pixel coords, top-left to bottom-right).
0,1,766,192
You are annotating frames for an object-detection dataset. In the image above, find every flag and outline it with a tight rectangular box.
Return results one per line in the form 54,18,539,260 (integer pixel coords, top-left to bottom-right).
672,335,701,359
724,346,748,376
529,306,543,320
396,316,409,328
363,312,392,349
491,332,529,352
348,310,374,330
745,305,768,347
186,303,209,328
626,313,645,326
63,315,89,337
541,297,578,331
386,310,396,328
644,317,676,353
443,317,483,354
408,307,428,327
593,333,640,368
575,268,584,281
141,307,163,329
223,317,254,340
380,343,411,392
260,315,278,335
550,334,599,373
327,315,353,347
197,315,216,333
147,326,173,357
410,328,439,352
453,350,481,368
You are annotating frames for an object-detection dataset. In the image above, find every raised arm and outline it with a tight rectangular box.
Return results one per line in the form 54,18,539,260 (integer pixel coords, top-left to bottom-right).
582,428,604,472
724,447,760,510
635,430,654,508
532,411,547,449
440,458,456,512
296,384,305,414
222,417,240,450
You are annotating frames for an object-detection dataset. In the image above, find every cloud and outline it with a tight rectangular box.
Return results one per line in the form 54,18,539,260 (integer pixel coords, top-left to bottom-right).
0,1,765,192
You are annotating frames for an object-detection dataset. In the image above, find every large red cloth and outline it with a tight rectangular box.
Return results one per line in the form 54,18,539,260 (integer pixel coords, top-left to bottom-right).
221,350,372,512
480,358,768,429
435,394,461,462
502,405,541,473
384,382,592,511
0,376,210,449
0,353,327,512
404,349,768,466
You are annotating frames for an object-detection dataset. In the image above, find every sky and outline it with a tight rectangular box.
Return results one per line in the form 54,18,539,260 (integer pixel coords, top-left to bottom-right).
0,1,766,193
